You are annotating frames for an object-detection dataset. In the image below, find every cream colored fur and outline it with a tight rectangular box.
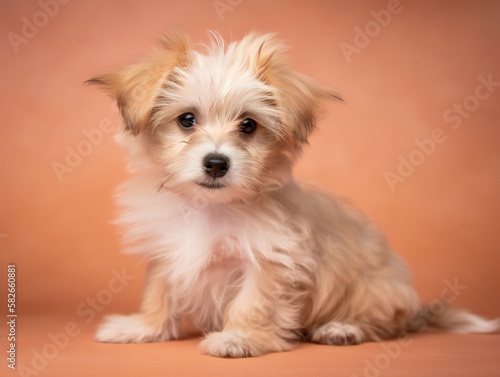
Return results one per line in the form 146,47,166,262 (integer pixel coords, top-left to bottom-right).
89,32,498,357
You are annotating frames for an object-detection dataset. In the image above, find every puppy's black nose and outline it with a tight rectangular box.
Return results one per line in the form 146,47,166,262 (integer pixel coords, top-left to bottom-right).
203,154,230,178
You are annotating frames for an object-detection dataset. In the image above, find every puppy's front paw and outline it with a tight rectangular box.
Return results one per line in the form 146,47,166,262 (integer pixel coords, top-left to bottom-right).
95,314,167,343
199,329,291,358
310,322,365,345
200,330,254,357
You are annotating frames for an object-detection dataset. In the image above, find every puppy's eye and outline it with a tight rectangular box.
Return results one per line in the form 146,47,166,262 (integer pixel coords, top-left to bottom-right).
178,113,196,129
239,118,257,134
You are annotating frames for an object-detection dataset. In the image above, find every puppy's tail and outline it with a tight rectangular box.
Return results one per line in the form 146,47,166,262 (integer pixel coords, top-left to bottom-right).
407,304,499,334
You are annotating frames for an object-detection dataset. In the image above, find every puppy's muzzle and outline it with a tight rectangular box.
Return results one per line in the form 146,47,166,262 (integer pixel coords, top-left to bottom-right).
203,154,230,178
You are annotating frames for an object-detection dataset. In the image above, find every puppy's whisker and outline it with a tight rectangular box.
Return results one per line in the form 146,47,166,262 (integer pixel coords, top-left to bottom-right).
156,175,172,192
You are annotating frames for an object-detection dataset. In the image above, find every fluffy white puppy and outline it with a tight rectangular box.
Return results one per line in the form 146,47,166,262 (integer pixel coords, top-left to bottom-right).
88,32,498,357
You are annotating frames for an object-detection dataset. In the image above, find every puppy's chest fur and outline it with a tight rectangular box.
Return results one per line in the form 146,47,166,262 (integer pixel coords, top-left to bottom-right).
118,178,313,328
174,236,248,331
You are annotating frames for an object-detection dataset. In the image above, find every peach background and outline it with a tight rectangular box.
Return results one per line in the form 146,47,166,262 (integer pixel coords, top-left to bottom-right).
1,1,499,376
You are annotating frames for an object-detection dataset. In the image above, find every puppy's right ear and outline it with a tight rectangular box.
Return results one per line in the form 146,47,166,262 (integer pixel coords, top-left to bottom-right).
86,32,191,135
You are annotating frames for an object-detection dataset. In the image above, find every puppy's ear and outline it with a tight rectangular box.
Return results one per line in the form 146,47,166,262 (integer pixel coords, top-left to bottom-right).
276,71,341,144
86,31,191,135
244,33,341,144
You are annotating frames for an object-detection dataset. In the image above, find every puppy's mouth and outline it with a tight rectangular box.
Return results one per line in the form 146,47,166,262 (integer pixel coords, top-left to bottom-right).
197,180,226,189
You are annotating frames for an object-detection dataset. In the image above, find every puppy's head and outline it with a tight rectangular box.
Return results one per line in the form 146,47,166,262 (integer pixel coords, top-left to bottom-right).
89,31,339,203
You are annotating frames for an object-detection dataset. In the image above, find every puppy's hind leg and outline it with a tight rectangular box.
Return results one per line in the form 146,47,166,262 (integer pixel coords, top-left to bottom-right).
307,263,419,346
95,260,178,343
309,321,365,345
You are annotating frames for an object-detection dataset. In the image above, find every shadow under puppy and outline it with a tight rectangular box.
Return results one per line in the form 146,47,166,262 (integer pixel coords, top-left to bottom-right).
88,31,498,357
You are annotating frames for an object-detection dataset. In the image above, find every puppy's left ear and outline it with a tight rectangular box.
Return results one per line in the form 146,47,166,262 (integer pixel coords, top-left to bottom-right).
277,71,342,144
248,34,341,144
86,31,191,135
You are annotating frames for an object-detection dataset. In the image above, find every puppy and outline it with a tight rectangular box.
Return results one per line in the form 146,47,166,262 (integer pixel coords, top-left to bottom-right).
88,31,498,357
